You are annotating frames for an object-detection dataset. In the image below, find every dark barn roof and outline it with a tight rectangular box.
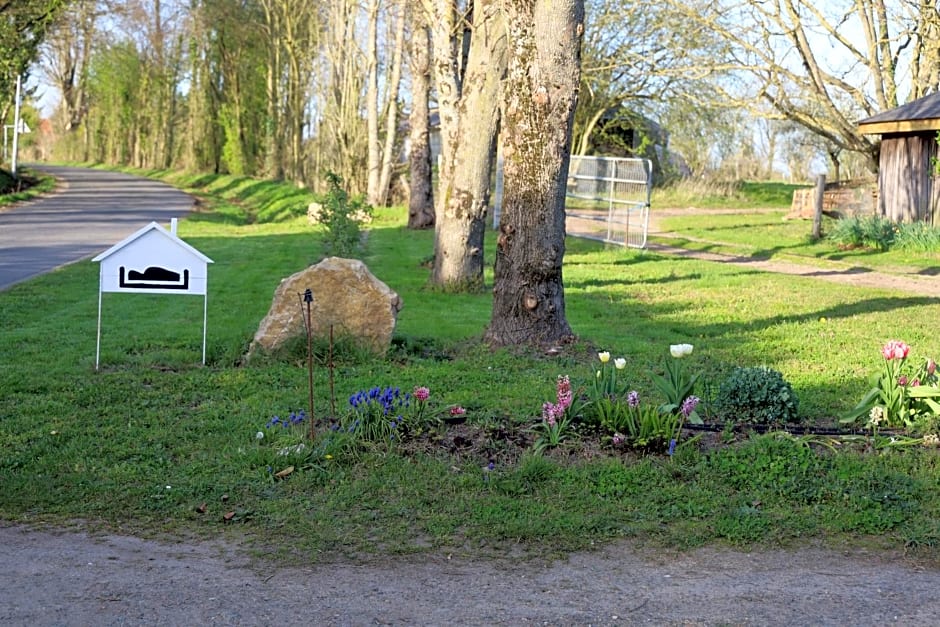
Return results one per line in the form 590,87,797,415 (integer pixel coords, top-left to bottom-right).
858,92,940,135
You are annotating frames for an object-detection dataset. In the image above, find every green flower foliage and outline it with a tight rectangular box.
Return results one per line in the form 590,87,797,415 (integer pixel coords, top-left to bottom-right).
714,366,800,425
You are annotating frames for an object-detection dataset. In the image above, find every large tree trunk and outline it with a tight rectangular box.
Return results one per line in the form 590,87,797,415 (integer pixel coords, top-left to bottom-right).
485,0,584,347
408,16,435,229
430,0,506,290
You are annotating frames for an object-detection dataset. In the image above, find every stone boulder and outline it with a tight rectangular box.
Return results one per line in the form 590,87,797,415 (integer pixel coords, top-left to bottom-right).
248,257,402,357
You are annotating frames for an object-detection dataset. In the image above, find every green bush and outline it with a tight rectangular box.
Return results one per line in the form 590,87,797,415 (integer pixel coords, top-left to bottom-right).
827,215,896,251
315,172,373,256
714,366,800,425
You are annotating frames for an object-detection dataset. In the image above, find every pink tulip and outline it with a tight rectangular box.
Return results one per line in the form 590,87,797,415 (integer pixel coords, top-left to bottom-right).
882,340,910,361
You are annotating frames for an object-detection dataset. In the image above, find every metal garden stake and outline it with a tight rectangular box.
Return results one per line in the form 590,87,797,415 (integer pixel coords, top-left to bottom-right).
301,288,315,440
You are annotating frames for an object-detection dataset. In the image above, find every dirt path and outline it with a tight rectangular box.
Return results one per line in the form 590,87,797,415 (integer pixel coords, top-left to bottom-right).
567,207,940,297
2,523,939,626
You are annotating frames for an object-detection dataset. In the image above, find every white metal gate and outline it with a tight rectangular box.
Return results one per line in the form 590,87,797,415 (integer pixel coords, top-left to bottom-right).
565,156,652,249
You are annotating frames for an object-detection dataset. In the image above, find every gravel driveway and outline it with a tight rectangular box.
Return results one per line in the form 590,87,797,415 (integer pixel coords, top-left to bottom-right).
1,523,938,626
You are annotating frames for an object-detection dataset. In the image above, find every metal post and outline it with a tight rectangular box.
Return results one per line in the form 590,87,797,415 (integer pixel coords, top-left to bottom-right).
201,293,208,366
95,289,103,371
302,288,315,439
329,324,335,418
11,75,22,178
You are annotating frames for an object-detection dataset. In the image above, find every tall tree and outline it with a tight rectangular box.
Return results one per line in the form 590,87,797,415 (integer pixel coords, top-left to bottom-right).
664,0,940,172
41,0,100,134
366,0,406,206
572,0,727,158
315,0,369,193
406,8,435,229
0,0,67,121
485,0,584,347
425,0,507,291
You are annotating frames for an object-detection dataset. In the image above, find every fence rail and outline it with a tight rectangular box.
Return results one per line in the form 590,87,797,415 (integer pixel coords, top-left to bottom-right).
565,156,652,249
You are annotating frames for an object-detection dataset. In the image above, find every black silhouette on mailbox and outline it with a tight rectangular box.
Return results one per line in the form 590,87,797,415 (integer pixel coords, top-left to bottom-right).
119,265,190,290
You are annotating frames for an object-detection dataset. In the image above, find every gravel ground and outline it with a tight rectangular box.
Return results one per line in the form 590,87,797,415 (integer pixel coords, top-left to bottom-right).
2,523,939,626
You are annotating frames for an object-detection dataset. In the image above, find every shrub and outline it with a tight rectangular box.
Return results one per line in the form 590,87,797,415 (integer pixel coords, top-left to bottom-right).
714,366,800,425
315,171,372,256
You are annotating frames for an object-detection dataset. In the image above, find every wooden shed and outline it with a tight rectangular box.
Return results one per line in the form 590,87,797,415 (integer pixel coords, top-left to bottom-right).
858,92,940,224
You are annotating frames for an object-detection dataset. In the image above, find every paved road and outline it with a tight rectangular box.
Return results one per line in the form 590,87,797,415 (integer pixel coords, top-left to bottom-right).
0,165,194,291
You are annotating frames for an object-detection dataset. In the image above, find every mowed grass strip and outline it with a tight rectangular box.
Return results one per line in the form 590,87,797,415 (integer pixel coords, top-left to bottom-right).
2,170,939,562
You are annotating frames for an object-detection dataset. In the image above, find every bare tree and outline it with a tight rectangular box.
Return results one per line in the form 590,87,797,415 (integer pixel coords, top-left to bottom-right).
665,0,940,172
366,0,406,206
485,0,584,347
41,0,102,134
572,0,728,158
407,8,435,229
315,0,369,193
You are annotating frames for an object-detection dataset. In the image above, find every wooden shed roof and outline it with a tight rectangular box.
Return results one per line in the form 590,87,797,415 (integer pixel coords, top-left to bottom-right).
858,92,940,135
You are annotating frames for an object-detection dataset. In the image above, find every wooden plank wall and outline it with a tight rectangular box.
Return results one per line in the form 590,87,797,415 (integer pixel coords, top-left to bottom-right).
878,133,940,224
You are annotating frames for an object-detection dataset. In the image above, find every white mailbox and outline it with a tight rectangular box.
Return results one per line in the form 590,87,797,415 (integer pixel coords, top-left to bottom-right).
92,220,214,368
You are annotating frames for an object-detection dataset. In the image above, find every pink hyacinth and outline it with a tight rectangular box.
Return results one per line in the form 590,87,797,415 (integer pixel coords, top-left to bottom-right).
556,375,572,410
450,405,466,416
542,401,564,424
413,386,430,402
882,340,910,361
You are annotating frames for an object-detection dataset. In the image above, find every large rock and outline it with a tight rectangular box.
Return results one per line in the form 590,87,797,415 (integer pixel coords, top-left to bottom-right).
248,257,402,357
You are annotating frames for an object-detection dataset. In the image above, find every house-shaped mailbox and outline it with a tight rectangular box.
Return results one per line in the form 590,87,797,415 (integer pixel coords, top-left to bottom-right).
92,220,213,369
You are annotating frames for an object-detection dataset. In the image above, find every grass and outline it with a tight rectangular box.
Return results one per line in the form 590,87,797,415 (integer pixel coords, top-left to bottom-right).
3,168,940,563
0,167,57,204
652,179,809,210
653,208,940,274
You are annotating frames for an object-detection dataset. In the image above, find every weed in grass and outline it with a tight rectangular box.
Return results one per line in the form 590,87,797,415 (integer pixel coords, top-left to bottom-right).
714,501,772,544
823,455,922,534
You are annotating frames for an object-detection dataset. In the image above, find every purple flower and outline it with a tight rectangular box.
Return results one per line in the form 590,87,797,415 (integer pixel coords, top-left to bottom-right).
627,391,639,408
680,395,700,418
667,439,676,456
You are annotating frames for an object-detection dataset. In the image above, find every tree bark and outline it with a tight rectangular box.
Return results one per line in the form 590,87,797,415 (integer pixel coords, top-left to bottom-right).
377,0,406,207
485,0,584,347
430,0,506,290
407,15,435,229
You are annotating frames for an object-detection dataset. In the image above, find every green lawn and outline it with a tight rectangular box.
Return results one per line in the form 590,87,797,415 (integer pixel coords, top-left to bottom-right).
3,170,940,563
